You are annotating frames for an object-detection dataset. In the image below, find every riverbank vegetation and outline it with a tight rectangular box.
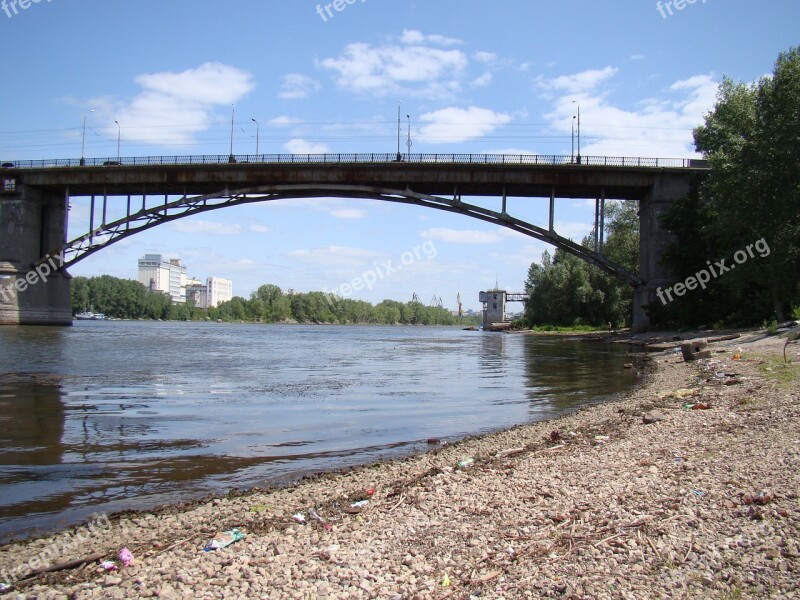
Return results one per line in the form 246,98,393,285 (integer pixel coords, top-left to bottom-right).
650,46,800,328
71,277,468,326
522,200,639,329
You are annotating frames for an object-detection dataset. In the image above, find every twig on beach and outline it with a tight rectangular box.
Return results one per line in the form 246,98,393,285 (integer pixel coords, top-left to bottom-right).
157,535,196,555
646,535,661,557
593,532,626,547
387,494,406,512
19,552,107,581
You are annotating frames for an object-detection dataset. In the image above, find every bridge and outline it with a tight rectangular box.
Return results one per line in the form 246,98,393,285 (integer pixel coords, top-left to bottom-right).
0,153,709,328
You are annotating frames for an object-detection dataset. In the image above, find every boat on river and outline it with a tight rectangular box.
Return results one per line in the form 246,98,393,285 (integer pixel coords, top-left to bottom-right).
74,312,106,320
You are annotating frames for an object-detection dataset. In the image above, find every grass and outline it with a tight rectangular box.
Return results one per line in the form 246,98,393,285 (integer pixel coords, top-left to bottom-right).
754,352,800,386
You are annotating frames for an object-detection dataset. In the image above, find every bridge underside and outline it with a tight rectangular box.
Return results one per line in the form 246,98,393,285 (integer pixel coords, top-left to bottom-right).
1,158,699,327
60,184,640,286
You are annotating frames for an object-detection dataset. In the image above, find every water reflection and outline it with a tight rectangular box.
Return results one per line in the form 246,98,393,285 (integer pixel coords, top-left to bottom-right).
522,336,636,419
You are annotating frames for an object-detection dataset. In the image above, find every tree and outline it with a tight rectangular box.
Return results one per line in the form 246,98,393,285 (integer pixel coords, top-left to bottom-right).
523,200,640,328
657,47,800,325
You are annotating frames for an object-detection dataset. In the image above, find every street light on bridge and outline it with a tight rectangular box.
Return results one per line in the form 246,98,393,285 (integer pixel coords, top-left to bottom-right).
572,100,581,164
251,118,260,157
406,114,412,161
229,104,236,163
115,120,121,163
571,115,576,163
80,109,94,166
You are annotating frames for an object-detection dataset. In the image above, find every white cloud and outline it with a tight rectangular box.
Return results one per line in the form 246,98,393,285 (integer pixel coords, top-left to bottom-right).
537,66,618,94
270,197,369,220
400,29,462,47
270,115,302,125
553,220,592,242
417,106,511,143
287,246,382,267
421,227,504,244
279,74,321,99
473,51,497,63
170,220,272,236
318,34,468,99
471,72,493,87
172,220,243,235
630,54,646,61
330,208,367,219
283,138,330,154
90,62,255,147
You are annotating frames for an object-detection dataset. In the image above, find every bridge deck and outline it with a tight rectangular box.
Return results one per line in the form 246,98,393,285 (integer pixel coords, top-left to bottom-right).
2,153,709,200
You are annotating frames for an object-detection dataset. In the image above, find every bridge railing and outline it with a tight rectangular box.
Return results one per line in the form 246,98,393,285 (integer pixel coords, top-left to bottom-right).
0,153,709,169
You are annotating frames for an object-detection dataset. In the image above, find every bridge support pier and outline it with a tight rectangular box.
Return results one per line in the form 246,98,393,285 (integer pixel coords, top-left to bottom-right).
633,174,689,331
0,183,72,325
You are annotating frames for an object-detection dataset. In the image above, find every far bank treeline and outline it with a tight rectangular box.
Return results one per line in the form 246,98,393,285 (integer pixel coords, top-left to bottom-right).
522,46,800,330
71,278,464,325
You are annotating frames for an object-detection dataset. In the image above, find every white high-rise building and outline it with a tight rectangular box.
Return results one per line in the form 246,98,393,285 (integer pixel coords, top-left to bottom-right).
207,277,233,308
138,254,187,303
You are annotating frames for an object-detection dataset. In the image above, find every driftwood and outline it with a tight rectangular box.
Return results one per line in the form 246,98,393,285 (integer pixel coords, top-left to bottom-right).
20,551,106,580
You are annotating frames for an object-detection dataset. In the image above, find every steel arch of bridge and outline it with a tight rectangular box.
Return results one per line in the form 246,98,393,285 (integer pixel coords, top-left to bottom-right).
56,184,642,286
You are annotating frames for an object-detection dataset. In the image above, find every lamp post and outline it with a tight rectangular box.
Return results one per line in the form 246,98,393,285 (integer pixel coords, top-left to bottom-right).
572,100,581,164
571,115,576,163
80,109,94,166
229,104,236,163
115,120,121,163
396,101,402,161
251,118,260,157
406,114,412,161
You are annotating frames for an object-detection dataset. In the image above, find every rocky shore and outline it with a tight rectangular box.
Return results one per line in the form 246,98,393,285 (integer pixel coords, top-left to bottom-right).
2,329,799,599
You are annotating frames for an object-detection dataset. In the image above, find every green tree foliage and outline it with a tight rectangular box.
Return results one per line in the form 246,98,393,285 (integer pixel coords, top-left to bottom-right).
72,276,458,325
523,201,639,328
654,47,800,325
71,275,172,319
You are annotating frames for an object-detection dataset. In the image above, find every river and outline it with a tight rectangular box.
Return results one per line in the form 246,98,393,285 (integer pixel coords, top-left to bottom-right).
0,322,637,543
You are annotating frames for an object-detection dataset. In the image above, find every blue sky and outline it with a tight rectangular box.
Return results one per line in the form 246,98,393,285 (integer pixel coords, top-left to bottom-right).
1,0,797,311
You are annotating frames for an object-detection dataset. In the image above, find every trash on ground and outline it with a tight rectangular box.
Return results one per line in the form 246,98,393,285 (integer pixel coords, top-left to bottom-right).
691,402,712,410
497,447,526,458
457,457,475,469
442,573,452,587
99,561,118,572
351,500,369,509
691,489,706,497
743,491,774,506
118,547,134,567
733,353,742,360
365,488,376,497
594,435,610,443
292,513,306,524
203,528,245,552
0,583,12,592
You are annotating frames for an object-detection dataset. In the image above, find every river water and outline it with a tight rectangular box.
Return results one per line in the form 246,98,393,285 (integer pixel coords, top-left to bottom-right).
0,322,636,543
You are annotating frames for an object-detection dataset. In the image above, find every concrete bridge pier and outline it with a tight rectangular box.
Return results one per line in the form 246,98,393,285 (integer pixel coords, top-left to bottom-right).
632,174,690,331
0,182,72,325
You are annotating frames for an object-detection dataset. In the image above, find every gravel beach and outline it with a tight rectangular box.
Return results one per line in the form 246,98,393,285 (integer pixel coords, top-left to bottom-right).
2,329,799,599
